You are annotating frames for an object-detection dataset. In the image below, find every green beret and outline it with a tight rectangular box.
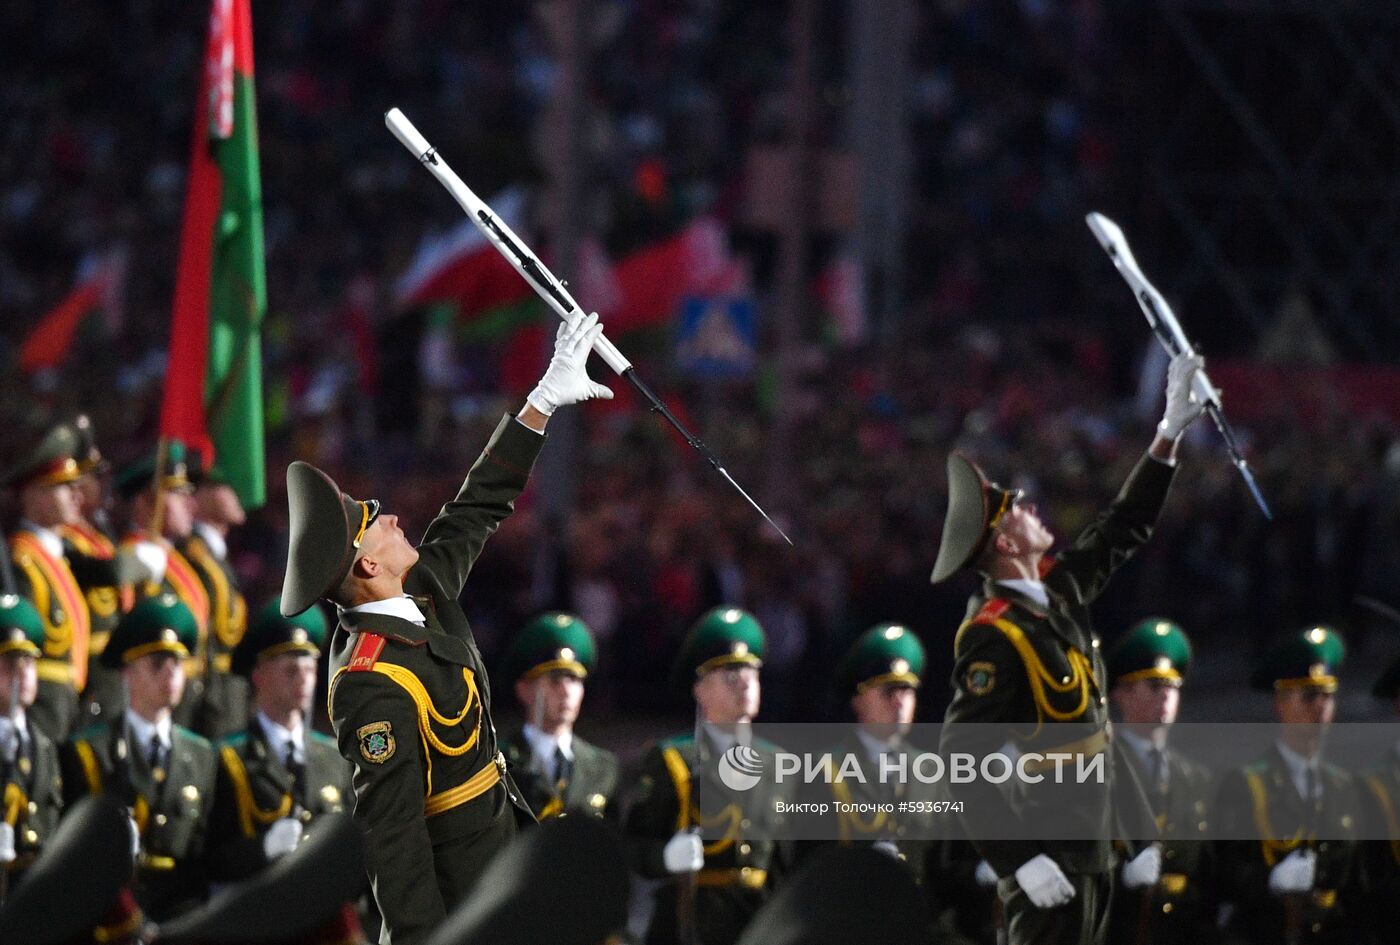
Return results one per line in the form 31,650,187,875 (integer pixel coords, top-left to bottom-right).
837,624,926,697
931,453,1023,584
231,598,327,677
1251,625,1345,693
2,423,83,490
674,607,764,687
0,594,44,658
115,441,192,500
1109,618,1192,687
281,462,378,617
504,612,597,683
101,593,198,668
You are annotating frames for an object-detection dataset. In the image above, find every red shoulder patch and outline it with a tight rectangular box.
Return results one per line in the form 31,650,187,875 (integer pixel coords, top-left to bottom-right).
970,598,1011,625
1037,556,1058,579
346,633,386,672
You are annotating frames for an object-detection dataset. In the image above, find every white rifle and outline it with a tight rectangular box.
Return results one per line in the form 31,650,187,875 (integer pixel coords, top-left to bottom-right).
385,108,791,546
1086,212,1272,519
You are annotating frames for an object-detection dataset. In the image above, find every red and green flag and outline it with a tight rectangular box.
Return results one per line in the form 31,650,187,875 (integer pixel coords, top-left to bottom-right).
160,0,266,509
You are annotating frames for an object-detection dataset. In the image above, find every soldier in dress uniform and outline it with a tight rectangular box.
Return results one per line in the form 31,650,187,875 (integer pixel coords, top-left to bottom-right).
116,443,213,735
1357,656,1400,944
798,626,935,872
623,606,794,945
1213,626,1361,945
1106,618,1218,945
4,423,93,742
285,311,612,945
0,594,64,887
60,593,218,921
208,598,350,883
932,351,1209,945
59,415,132,727
500,612,620,820
180,460,250,739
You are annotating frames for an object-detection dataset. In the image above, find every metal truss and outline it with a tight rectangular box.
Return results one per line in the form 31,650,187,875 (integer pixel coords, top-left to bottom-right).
1123,1,1400,359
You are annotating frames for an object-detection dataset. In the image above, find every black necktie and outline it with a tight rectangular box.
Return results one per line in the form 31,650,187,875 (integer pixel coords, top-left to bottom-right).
285,742,306,801
148,733,165,772
1148,750,1170,817
553,746,572,790
1304,766,1320,835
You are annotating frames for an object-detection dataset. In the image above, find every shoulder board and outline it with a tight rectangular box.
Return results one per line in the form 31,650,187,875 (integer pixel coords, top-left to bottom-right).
346,632,387,672
969,598,1012,626
218,732,250,749
72,723,109,743
173,725,212,748
657,733,695,752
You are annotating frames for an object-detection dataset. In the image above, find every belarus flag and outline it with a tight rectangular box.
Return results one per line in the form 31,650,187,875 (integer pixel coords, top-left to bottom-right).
160,0,268,509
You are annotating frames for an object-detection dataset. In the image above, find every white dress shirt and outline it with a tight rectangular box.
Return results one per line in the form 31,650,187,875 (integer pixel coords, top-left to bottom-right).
997,578,1050,608
258,711,306,766
341,595,427,626
522,723,574,781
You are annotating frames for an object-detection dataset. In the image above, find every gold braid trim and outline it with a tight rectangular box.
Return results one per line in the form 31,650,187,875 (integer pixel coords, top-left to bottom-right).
220,744,292,838
1244,768,1304,867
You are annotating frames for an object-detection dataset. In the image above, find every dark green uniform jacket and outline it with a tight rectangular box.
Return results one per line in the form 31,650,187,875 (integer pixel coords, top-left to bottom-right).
502,727,621,820
207,717,351,882
1357,749,1400,945
624,733,795,945
1,721,63,885
794,732,941,884
327,415,543,945
1109,734,1219,945
939,452,1173,881
61,712,217,920
178,529,250,740
1214,745,1360,945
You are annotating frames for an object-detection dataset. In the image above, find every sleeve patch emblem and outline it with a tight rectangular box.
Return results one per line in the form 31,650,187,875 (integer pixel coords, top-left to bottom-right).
966,661,996,695
358,721,395,764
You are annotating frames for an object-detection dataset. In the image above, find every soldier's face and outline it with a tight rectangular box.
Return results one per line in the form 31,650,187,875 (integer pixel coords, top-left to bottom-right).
515,672,585,730
1112,678,1181,726
252,653,318,717
0,653,38,711
694,664,761,725
124,651,186,714
994,501,1054,557
1274,688,1335,727
160,489,196,539
851,683,917,732
355,514,419,579
195,483,246,527
21,480,81,528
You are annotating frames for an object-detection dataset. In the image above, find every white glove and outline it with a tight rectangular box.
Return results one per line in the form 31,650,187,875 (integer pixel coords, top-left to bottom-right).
1157,352,1209,440
263,817,303,860
974,859,999,888
1268,849,1316,895
1014,853,1076,909
872,840,900,859
526,312,614,416
0,823,15,864
662,830,704,875
132,540,168,585
1121,844,1163,890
